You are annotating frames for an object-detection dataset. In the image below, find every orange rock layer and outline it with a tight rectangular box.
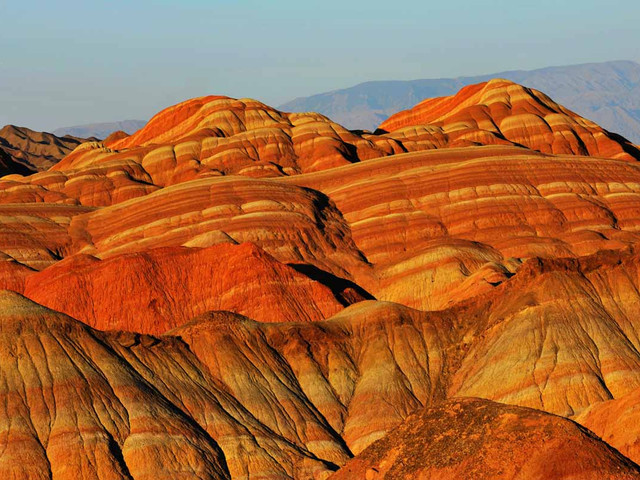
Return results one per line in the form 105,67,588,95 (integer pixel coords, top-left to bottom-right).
24,242,365,334
379,79,640,161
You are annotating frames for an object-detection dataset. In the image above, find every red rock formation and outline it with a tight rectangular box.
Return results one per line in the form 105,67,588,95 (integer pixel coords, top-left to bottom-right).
63,175,369,282
4,248,640,477
59,96,403,185
18,144,633,312
329,398,640,480
379,79,640,161
290,145,640,309
0,99,405,208
24,242,360,333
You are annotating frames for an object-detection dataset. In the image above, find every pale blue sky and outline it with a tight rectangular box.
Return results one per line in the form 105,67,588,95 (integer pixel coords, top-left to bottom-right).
1,0,639,130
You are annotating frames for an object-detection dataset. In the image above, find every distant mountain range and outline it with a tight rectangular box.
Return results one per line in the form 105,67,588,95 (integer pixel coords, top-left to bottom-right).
53,119,146,139
280,60,640,143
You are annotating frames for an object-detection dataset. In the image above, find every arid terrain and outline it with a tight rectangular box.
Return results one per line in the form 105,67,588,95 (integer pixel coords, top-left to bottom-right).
1,79,640,479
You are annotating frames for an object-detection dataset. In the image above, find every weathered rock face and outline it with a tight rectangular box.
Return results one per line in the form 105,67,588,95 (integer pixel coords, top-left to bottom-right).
379,79,640,161
4,249,640,478
0,290,342,480
170,301,453,457
0,291,232,480
164,248,640,459
24,242,361,333
447,249,640,417
329,398,640,480
0,125,89,174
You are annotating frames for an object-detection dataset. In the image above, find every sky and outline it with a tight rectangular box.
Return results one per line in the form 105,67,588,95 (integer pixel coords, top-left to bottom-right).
1,0,639,131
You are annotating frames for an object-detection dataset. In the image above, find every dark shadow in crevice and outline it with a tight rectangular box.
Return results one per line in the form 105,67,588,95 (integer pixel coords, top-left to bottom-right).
288,263,375,307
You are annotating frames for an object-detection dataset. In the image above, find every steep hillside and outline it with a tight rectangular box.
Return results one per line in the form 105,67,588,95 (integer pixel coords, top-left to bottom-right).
5,246,640,478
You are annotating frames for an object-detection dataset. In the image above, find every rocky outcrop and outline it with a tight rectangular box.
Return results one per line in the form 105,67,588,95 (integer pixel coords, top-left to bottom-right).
0,291,232,480
0,290,342,480
3,247,640,477
329,398,640,479
171,301,452,456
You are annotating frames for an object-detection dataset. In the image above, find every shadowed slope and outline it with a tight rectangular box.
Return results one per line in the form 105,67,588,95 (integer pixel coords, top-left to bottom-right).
64,175,370,280
0,125,89,173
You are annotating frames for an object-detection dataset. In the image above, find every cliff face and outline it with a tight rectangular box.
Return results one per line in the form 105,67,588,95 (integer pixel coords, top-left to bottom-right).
1,81,640,478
